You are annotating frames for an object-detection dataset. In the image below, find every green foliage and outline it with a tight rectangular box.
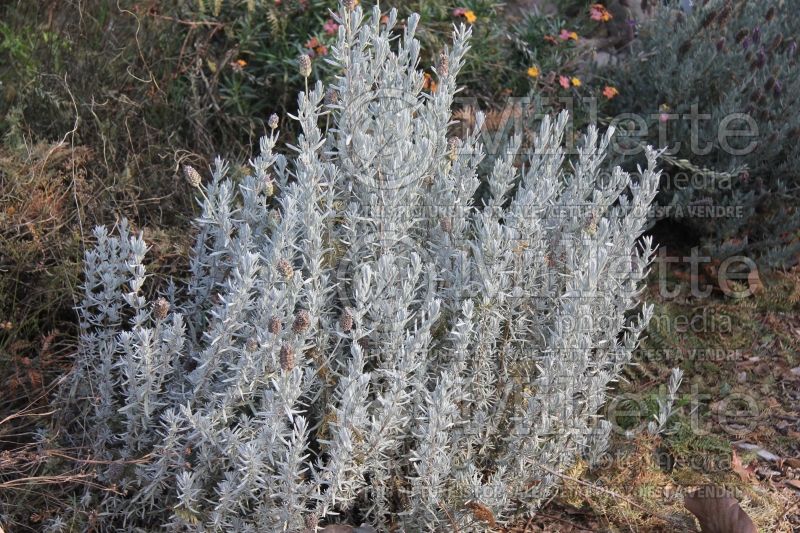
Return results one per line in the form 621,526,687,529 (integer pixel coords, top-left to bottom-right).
187,0,341,121
399,1,531,104
511,13,577,77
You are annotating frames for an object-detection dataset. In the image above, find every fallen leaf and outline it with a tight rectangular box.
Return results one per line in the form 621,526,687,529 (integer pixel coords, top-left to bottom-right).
731,449,756,482
781,457,800,469
747,269,764,295
684,485,757,533
465,501,497,527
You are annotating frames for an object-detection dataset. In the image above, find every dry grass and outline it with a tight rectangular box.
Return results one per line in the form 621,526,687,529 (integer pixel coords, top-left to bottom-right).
526,262,800,532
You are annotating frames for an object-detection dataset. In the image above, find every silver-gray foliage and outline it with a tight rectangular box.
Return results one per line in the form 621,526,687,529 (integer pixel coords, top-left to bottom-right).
60,3,660,530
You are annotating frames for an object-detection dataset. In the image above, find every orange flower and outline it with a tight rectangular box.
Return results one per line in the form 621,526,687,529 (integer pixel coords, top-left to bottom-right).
236,59,247,68
602,86,619,99
453,7,477,23
423,72,438,92
305,37,328,57
590,4,613,22
571,77,582,87
527,66,541,78
559,29,579,41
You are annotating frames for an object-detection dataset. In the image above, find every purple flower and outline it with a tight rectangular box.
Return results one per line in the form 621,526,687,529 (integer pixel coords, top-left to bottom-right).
751,26,761,44
773,80,783,98
741,36,751,49
755,49,766,68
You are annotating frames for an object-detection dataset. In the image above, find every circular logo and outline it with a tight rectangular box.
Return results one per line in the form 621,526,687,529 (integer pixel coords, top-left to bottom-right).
338,87,439,191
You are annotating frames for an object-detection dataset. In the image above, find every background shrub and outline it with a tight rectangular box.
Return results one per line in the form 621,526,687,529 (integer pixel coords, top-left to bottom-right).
606,0,800,267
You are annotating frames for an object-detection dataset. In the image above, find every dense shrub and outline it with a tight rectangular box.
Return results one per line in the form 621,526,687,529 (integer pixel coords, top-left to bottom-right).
606,0,800,266
0,0,344,401
57,3,660,530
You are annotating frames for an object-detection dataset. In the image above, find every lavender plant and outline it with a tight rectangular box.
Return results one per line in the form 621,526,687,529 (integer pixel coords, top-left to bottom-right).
607,0,800,267
648,367,684,436
58,2,660,530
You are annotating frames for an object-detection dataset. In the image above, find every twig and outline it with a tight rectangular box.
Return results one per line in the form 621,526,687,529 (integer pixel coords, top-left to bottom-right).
775,495,800,524
44,450,154,466
441,503,460,532
0,473,108,492
147,13,225,28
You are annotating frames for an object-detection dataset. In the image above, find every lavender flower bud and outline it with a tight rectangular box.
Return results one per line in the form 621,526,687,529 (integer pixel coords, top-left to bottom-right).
245,338,259,353
325,88,339,106
754,49,766,69
153,297,170,320
263,178,274,197
277,258,293,279
700,11,716,29
339,308,353,332
678,39,692,58
292,310,311,334
438,51,449,78
768,33,783,53
279,344,295,371
183,165,202,188
269,316,282,335
298,54,312,78
751,26,761,45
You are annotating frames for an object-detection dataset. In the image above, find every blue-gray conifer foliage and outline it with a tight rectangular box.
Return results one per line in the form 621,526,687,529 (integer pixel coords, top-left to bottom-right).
59,2,660,530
